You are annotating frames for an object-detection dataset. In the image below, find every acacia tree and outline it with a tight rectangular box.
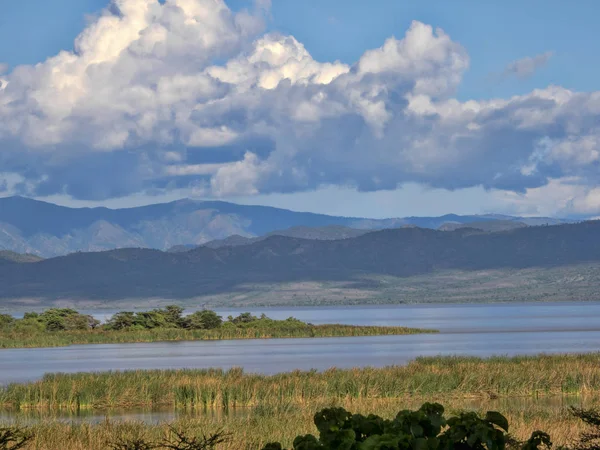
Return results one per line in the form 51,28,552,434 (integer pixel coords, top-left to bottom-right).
163,305,185,328
186,310,223,330
105,312,136,330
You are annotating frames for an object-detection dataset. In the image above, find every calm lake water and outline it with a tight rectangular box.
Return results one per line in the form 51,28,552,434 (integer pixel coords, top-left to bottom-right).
3,302,600,385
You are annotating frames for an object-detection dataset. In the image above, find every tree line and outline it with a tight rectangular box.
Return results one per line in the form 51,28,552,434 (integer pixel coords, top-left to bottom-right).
0,307,306,334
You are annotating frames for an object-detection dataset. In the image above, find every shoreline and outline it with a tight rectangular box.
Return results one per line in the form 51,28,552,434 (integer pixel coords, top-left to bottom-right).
0,324,436,349
4,298,600,313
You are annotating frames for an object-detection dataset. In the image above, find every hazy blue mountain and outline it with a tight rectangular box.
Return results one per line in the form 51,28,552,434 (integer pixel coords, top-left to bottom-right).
437,220,529,232
1,221,598,303
0,196,372,257
0,196,573,257
198,225,371,249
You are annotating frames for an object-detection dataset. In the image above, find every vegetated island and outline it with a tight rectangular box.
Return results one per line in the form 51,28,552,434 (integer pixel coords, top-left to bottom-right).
0,306,435,349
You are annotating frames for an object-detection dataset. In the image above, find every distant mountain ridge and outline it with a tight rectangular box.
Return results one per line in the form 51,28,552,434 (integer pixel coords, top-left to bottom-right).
0,220,598,303
0,251,43,265
0,196,572,257
195,225,371,250
438,220,529,232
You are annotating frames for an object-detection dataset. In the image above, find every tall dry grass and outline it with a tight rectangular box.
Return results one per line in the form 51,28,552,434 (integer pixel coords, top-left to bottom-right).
0,324,434,349
2,397,592,449
3,354,600,410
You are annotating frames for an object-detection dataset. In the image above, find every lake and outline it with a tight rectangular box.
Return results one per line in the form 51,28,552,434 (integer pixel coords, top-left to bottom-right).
3,302,600,385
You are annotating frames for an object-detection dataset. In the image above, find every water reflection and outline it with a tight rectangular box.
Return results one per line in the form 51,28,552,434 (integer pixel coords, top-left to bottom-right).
0,407,246,425
0,396,589,425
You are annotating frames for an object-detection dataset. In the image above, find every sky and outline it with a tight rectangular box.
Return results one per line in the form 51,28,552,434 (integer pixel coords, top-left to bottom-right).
0,0,599,218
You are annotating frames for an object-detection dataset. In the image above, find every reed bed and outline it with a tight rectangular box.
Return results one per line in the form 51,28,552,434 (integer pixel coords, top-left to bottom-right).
3,354,600,411
0,324,434,349
1,396,592,449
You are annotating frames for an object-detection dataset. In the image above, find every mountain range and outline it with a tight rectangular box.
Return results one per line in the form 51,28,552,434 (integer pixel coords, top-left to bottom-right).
0,196,569,257
0,220,597,306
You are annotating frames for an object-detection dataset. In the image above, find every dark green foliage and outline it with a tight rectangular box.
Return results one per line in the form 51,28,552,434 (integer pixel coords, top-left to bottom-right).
520,432,552,450
442,411,508,450
163,306,185,327
105,312,137,330
105,306,184,330
185,310,223,330
0,314,14,330
0,426,33,450
19,308,100,332
261,404,551,450
262,444,285,450
104,308,260,331
231,312,259,324
131,310,170,330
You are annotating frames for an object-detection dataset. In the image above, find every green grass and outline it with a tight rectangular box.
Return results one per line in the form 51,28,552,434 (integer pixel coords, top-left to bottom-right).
2,354,600,411
0,324,434,349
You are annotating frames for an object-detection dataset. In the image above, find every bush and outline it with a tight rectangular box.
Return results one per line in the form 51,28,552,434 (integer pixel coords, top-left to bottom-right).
261,403,550,450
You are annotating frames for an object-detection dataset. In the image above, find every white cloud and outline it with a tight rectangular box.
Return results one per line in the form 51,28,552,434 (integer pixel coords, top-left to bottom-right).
1,0,600,216
492,177,600,217
357,21,468,97
502,51,554,79
210,151,267,196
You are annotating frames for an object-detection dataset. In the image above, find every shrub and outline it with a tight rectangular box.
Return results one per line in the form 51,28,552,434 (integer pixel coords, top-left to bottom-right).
261,403,550,450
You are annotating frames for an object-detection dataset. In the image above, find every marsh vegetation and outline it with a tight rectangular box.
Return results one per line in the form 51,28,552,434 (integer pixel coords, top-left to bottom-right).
0,307,434,349
2,355,600,448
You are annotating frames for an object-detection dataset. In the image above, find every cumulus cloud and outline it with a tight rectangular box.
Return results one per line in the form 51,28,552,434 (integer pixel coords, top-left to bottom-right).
502,51,553,79
493,176,600,217
0,1,599,215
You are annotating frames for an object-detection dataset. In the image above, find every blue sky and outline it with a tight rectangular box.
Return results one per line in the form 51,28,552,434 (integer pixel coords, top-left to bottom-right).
4,0,598,100
0,0,599,218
